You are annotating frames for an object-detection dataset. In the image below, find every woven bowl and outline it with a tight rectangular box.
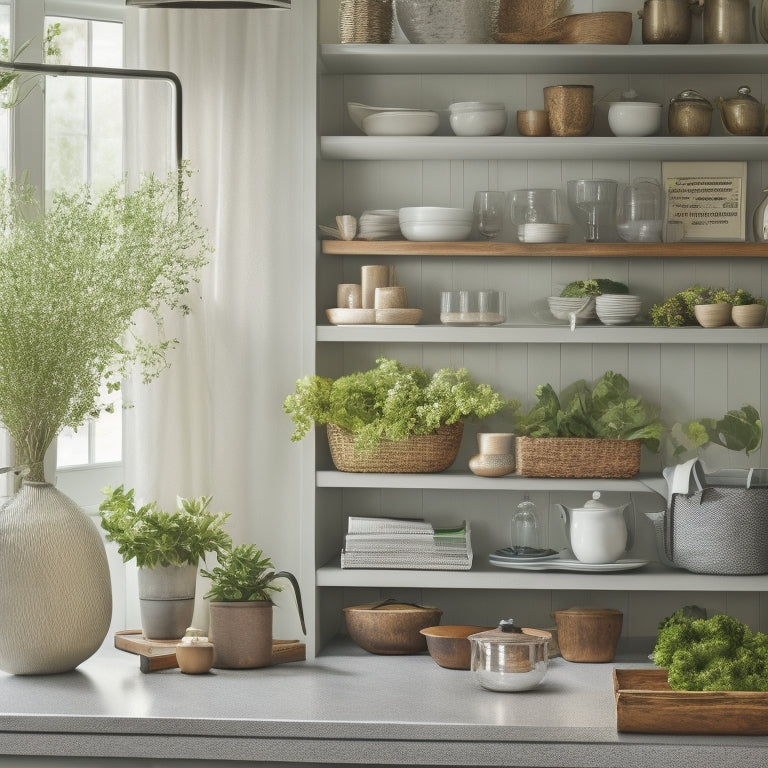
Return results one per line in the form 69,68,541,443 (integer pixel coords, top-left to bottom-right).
344,602,443,654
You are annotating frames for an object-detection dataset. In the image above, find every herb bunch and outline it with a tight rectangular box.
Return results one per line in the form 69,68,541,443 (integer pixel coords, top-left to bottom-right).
283,357,510,453
0,169,211,481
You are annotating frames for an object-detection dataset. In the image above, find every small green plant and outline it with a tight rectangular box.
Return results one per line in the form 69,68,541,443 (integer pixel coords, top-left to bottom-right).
201,543,306,633
650,285,731,327
512,371,664,450
731,288,767,307
283,357,511,453
560,278,629,298
99,486,231,569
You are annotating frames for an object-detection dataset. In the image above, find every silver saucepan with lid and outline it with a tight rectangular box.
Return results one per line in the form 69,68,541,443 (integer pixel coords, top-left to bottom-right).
468,619,550,692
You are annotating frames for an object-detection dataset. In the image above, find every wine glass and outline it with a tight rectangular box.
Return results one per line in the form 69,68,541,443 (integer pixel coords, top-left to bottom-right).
566,179,619,243
473,191,506,240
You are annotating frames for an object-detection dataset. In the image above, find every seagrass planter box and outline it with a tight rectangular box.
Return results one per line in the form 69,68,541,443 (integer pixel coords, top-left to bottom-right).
515,436,642,479
327,422,463,473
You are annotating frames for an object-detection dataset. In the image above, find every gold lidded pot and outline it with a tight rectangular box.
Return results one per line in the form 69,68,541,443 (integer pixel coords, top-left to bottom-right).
668,88,713,136
716,86,765,136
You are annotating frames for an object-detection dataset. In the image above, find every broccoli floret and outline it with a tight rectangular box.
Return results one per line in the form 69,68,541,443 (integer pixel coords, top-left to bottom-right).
653,610,768,691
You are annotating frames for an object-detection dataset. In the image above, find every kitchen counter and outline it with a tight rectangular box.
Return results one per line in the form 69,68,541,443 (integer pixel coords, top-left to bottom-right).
1,639,767,767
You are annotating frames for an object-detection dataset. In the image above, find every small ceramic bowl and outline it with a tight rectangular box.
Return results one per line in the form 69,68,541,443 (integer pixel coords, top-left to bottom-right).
449,102,507,136
608,102,662,137
420,625,493,669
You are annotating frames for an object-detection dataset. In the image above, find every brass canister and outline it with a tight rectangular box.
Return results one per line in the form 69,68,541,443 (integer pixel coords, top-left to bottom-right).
699,0,751,44
638,0,692,44
668,89,713,136
716,86,765,136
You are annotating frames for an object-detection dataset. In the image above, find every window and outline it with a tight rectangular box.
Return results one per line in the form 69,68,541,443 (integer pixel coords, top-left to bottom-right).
3,0,126,502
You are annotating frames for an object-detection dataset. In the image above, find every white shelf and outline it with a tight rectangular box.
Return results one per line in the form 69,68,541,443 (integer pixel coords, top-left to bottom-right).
317,559,768,591
320,135,768,162
317,324,768,345
320,43,768,76
316,470,667,496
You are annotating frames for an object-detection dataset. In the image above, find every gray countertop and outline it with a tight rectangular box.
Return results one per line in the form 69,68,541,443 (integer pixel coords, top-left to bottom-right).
1,639,767,766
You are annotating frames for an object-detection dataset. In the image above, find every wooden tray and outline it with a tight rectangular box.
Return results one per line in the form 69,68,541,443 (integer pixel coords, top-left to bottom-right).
115,630,306,673
614,668,768,735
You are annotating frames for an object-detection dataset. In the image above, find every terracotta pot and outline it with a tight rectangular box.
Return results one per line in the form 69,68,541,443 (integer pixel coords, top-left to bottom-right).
732,304,767,328
694,302,732,328
208,601,274,669
343,600,442,654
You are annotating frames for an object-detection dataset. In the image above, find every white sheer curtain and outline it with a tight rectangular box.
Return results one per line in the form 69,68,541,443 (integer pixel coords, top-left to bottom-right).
122,6,312,634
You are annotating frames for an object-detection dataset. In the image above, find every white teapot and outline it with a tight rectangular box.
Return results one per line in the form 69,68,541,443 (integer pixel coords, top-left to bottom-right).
556,492,630,564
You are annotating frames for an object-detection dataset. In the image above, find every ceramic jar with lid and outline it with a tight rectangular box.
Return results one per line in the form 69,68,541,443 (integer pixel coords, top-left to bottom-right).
716,86,765,136
668,89,713,136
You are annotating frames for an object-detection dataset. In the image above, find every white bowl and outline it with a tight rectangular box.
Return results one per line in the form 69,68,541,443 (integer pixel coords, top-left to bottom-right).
400,220,472,241
547,296,597,321
347,102,429,131
399,206,474,223
361,111,439,136
448,102,507,136
608,102,662,137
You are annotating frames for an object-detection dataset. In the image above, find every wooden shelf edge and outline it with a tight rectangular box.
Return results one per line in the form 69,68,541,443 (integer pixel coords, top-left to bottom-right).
321,240,768,258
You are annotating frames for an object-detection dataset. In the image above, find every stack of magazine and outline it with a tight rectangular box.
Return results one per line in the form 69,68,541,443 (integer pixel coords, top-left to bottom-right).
340,516,472,570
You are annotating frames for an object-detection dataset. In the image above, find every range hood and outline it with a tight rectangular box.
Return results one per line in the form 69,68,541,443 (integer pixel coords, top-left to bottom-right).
126,1,290,8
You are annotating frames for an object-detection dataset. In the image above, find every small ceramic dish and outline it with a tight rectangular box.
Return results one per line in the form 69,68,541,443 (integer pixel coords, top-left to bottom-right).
326,308,376,325
361,110,439,136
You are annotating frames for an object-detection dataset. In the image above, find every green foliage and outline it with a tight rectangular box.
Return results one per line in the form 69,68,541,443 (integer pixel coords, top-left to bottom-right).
0,24,62,108
654,609,768,691
283,357,511,453
201,544,306,634
513,371,665,451
99,486,231,569
731,288,767,307
669,404,763,457
560,278,629,298
650,285,735,327
0,168,211,481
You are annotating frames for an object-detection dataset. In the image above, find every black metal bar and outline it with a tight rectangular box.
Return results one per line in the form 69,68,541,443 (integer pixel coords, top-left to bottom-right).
0,60,183,172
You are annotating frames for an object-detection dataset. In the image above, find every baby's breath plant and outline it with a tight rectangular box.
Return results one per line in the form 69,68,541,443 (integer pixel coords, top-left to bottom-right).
283,357,511,453
0,168,211,482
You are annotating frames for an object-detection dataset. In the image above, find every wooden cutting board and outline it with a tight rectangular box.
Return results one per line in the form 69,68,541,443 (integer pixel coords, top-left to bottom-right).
115,629,306,673
614,668,768,735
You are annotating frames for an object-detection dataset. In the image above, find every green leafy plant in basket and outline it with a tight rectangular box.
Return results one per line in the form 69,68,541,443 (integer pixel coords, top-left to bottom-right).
283,357,512,453
512,370,665,451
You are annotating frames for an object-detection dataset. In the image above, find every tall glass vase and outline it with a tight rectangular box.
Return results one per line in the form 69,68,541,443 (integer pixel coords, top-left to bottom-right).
0,482,112,674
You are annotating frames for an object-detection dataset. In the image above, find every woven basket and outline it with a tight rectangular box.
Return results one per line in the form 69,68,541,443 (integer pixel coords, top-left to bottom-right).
327,422,463,473
515,436,641,478
339,0,393,44
494,10,632,44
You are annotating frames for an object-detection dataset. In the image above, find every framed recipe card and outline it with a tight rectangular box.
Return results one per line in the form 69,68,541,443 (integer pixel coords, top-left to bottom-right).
662,161,747,241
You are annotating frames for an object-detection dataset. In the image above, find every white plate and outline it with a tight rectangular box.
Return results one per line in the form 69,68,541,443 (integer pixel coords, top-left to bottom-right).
488,556,649,572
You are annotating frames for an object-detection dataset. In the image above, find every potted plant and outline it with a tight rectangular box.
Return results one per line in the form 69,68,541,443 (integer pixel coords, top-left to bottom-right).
99,485,231,640
511,370,665,478
650,285,732,327
201,544,305,669
0,168,210,674
730,288,768,328
283,357,509,473
691,286,733,328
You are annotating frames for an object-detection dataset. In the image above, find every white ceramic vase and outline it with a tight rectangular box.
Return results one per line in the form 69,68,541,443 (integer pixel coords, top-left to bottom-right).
0,482,112,674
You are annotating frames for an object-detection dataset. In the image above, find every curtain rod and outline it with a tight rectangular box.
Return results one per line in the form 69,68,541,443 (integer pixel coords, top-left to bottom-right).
0,60,183,173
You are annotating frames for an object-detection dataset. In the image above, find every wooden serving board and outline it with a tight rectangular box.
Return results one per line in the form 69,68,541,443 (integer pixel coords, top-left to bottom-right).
613,668,768,735
115,630,306,673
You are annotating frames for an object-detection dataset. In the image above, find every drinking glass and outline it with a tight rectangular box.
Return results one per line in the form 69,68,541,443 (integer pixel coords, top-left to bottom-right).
473,191,506,239
566,179,619,243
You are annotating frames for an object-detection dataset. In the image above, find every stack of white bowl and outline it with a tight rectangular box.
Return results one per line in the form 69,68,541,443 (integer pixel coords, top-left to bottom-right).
595,294,642,325
518,223,570,243
399,206,473,241
358,210,401,240
547,296,597,322
448,101,507,136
